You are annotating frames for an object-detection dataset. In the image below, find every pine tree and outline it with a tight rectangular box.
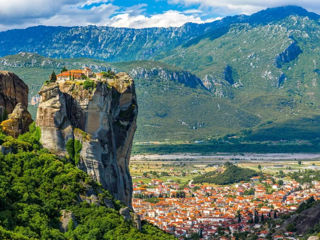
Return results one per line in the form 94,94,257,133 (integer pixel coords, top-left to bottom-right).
61,66,68,73
50,71,57,82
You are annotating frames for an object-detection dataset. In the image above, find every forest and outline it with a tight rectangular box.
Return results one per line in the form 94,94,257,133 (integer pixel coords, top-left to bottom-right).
0,123,175,240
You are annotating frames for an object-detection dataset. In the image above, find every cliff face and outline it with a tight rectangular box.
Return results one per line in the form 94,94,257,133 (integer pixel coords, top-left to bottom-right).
1,103,33,138
0,71,28,114
36,73,138,206
0,71,32,137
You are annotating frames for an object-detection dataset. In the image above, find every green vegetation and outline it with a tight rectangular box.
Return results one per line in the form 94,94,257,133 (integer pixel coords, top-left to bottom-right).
193,163,258,185
2,10,320,151
132,142,320,154
297,197,319,214
0,124,175,240
66,139,82,165
144,198,160,204
0,109,8,123
289,170,320,184
50,71,57,83
101,70,116,79
83,80,96,90
61,67,68,73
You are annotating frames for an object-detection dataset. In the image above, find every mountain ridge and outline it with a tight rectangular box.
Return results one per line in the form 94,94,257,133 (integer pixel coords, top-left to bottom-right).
0,6,317,62
1,6,320,148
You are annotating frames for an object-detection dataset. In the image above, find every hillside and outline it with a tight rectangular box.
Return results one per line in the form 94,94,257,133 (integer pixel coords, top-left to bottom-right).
0,70,174,239
0,53,261,143
0,6,317,63
0,123,174,240
1,6,320,151
193,163,258,185
0,24,209,62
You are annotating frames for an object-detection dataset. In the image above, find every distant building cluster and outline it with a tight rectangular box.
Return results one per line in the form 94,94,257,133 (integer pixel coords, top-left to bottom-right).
133,177,320,239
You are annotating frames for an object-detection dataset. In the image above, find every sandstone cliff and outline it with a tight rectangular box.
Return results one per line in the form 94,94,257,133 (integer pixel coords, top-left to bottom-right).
0,71,28,115
0,71,32,137
36,73,138,206
1,103,33,137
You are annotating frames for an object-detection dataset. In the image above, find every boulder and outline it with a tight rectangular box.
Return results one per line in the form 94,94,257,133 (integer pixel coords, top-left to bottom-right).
59,210,77,233
0,71,28,115
1,103,33,137
119,207,132,221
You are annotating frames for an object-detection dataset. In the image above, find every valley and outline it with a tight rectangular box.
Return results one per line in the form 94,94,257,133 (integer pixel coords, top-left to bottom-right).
1,3,320,240
2,6,320,153
130,158,320,239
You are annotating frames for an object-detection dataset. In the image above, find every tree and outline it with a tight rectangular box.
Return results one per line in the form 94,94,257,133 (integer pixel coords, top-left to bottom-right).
61,66,68,73
49,71,57,82
298,160,302,165
277,179,284,186
66,139,82,165
258,165,262,171
236,210,242,223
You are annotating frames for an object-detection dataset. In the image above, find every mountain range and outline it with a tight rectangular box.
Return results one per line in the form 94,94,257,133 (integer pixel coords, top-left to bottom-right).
1,6,320,151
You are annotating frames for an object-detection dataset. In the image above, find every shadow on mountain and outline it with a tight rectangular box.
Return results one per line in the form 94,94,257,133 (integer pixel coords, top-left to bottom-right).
246,115,320,142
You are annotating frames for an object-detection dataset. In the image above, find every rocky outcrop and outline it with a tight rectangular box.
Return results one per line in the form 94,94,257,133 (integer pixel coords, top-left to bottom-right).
59,210,77,233
1,103,33,137
0,71,28,116
36,73,138,206
119,207,142,230
224,65,235,85
276,40,302,68
280,201,320,235
129,66,204,89
278,73,287,88
0,71,32,137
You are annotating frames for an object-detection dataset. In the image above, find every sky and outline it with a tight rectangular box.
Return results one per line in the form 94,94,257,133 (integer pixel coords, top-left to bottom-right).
0,0,320,31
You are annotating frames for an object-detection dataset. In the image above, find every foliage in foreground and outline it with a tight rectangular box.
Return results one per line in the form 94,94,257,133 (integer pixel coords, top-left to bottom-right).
0,123,175,240
193,162,258,185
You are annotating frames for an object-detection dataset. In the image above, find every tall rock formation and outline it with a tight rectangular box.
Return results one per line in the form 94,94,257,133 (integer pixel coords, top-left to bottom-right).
1,103,33,137
0,71,32,137
0,71,28,115
36,73,138,206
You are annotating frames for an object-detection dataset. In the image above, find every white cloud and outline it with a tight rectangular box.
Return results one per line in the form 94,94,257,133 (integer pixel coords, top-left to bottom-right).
41,3,119,27
0,1,119,30
109,10,211,28
80,0,110,8
169,0,320,15
1,0,319,31
0,0,81,23
0,0,218,31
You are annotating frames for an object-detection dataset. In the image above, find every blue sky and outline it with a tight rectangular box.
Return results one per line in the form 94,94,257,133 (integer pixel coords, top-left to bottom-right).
0,0,319,31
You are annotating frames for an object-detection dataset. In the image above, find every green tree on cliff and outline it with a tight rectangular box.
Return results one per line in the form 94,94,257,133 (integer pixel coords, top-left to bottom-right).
50,71,57,82
61,66,68,73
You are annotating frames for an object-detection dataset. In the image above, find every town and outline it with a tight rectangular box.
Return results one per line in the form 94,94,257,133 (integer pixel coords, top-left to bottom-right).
131,161,320,239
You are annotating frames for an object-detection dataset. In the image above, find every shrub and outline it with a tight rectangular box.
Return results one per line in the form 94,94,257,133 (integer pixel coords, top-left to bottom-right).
50,71,57,83
83,80,95,90
61,67,68,73
66,139,82,165
101,70,116,79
